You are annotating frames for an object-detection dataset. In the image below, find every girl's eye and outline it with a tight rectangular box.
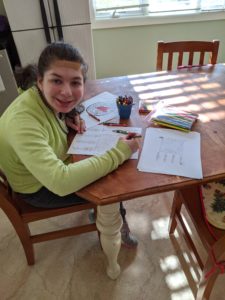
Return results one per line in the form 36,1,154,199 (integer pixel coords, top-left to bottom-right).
52,79,62,84
71,81,82,86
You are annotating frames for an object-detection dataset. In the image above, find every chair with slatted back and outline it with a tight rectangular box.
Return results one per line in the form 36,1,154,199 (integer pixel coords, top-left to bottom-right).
0,169,98,265
156,40,220,71
169,185,225,300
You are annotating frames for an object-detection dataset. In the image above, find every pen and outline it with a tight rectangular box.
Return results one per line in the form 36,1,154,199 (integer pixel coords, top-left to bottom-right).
112,129,142,138
113,129,130,134
127,135,142,139
102,122,128,127
86,111,100,121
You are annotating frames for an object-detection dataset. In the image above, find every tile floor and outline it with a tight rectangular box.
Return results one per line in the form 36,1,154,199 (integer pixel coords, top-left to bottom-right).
0,192,224,300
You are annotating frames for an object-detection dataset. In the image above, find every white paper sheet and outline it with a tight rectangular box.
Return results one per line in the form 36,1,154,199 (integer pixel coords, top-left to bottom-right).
80,92,119,128
67,125,142,159
0,75,5,92
137,128,203,179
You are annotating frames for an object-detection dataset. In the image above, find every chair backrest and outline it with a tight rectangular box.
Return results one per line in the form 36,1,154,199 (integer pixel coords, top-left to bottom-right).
156,40,220,71
0,169,15,206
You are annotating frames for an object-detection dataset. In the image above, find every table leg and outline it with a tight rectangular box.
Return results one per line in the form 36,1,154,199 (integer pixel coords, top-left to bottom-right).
96,203,122,280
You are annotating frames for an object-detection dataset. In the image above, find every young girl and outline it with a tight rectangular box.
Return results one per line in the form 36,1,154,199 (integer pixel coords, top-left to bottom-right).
0,42,139,248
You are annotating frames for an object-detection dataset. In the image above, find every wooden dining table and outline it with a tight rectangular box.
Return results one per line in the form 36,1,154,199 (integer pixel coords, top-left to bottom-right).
72,64,225,279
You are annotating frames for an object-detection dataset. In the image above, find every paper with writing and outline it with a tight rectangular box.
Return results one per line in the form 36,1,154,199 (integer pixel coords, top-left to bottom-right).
80,92,119,128
137,128,202,179
67,125,142,159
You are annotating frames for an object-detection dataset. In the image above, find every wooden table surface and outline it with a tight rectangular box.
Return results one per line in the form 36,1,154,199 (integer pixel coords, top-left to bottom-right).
74,64,225,205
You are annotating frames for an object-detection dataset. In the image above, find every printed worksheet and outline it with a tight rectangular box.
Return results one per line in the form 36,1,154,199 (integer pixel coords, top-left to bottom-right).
137,127,203,179
67,125,142,159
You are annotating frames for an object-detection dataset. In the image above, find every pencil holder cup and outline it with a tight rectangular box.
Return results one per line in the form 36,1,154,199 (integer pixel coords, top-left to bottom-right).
116,95,133,119
117,103,132,119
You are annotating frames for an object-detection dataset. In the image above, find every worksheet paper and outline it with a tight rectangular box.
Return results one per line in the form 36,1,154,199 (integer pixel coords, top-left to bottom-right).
67,125,142,159
137,128,203,179
80,92,119,128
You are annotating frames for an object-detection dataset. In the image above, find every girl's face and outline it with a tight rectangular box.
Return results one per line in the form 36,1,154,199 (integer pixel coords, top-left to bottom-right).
37,60,84,113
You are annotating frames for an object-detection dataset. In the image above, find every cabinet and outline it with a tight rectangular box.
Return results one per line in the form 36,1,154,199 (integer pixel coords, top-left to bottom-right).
3,0,96,79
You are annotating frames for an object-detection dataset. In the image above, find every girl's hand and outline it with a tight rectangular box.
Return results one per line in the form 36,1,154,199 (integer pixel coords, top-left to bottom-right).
119,134,142,154
66,114,86,134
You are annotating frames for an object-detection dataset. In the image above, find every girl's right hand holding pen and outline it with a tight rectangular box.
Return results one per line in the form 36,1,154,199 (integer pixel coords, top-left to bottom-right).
126,132,141,140
119,133,142,154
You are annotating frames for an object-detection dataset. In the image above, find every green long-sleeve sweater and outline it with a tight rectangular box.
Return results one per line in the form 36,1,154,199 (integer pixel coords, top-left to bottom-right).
0,87,131,196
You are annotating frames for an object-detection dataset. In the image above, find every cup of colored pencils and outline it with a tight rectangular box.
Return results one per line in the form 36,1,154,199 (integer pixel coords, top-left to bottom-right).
116,95,133,119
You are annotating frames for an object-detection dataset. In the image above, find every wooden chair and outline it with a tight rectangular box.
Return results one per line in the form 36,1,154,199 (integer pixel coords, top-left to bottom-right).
169,186,225,300
156,40,219,71
0,170,98,265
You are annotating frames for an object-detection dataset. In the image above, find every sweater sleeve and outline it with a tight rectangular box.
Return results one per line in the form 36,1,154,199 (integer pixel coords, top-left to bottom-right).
8,118,132,196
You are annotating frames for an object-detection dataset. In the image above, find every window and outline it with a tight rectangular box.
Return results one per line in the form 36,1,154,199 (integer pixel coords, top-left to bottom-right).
92,0,225,19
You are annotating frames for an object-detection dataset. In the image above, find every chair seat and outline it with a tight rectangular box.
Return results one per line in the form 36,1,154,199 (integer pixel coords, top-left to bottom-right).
201,180,225,230
11,192,96,223
0,171,98,265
